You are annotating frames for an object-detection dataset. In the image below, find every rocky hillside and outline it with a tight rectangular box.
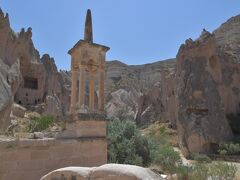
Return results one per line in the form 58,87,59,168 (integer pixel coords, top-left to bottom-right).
56,58,176,127
105,59,176,126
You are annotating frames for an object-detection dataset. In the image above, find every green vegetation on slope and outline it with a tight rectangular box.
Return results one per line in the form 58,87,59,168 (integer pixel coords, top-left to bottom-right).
107,119,150,166
107,109,238,179
28,115,54,132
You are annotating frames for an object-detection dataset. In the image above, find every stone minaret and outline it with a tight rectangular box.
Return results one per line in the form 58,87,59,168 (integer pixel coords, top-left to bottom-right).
84,9,93,43
68,9,110,115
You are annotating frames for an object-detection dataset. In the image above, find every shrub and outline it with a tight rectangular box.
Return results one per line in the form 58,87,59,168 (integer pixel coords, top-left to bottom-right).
28,115,54,132
218,142,240,155
153,145,182,174
107,119,150,166
176,165,193,180
218,149,227,156
192,153,212,163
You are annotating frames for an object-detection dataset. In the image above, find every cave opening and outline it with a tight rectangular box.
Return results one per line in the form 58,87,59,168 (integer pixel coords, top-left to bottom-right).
23,77,38,90
202,143,219,154
226,113,240,137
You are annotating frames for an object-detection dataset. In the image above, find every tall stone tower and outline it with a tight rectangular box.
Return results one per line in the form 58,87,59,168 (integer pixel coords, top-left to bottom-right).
68,9,110,114
60,9,109,165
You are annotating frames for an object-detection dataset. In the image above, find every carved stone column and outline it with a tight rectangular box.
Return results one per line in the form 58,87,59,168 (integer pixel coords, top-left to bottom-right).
98,68,105,112
70,69,78,114
78,64,85,108
89,72,95,112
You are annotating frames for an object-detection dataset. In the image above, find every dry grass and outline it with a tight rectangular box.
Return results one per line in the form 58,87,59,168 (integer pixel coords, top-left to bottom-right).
142,121,178,147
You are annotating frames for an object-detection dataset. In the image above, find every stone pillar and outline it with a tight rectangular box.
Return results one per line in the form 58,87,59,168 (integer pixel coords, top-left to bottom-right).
70,69,78,114
98,68,105,112
78,64,85,108
89,72,95,112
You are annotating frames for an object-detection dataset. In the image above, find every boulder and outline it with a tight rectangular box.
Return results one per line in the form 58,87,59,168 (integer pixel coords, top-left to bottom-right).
40,164,163,180
90,164,162,180
11,103,26,118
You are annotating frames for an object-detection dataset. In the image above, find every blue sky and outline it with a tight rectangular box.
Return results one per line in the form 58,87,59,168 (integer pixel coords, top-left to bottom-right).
1,1,240,70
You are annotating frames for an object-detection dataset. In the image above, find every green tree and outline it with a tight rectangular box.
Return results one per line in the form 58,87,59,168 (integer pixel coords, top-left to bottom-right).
107,119,150,166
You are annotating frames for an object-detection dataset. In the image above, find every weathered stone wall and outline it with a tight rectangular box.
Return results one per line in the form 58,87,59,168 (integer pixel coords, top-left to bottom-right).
0,137,107,180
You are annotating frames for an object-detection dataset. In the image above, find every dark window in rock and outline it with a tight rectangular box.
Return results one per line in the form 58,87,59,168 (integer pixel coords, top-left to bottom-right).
24,77,38,89
226,113,240,136
26,93,28,96
35,100,37,105
18,101,22,105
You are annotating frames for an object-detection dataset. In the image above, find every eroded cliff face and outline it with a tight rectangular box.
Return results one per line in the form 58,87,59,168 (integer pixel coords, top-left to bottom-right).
105,59,176,126
0,8,69,129
176,15,240,155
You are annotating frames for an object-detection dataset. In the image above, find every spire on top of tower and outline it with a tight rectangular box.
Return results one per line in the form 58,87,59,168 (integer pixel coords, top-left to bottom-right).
84,9,93,43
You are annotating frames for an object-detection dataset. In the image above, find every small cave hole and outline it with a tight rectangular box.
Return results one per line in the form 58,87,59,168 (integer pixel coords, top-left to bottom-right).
226,113,240,137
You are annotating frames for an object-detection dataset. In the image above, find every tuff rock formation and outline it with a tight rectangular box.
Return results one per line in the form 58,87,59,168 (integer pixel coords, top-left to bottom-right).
0,8,70,129
105,59,176,126
176,15,240,155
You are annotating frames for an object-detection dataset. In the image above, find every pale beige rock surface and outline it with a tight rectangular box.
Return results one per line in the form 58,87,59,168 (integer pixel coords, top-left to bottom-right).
41,164,163,180
11,103,26,118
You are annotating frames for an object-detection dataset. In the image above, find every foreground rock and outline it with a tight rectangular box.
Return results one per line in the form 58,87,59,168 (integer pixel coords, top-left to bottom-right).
41,164,163,180
11,103,26,118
